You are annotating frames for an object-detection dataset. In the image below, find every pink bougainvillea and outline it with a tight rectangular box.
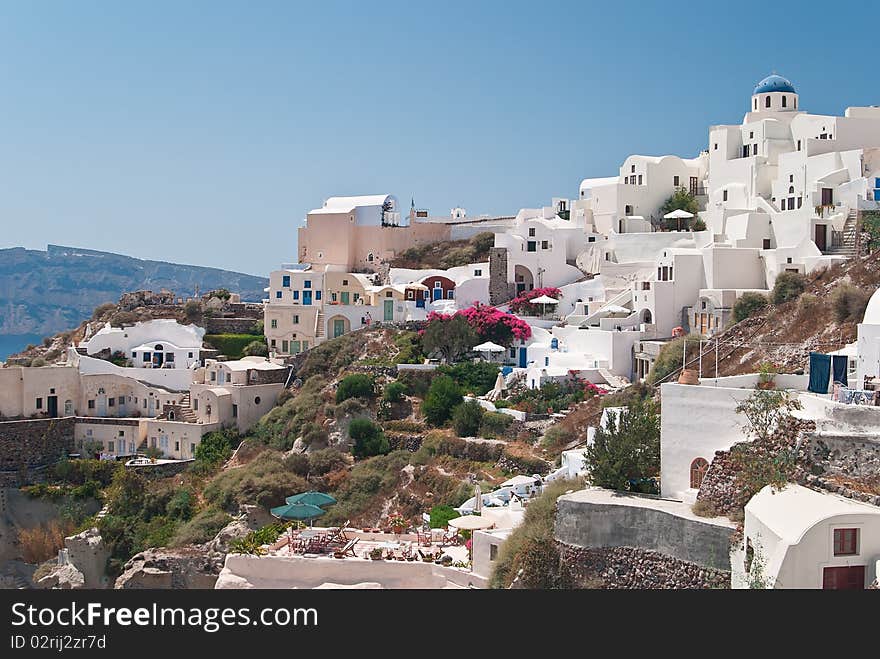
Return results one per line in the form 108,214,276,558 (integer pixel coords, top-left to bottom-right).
508,287,562,316
421,303,532,346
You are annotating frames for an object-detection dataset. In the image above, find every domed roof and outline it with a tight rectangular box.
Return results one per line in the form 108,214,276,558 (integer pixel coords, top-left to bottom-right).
754,74,796,95
863,287,880,324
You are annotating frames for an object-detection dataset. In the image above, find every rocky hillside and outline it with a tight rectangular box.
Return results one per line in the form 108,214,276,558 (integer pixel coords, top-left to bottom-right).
390,232,494,270
0,244,267,336
709,252,880,376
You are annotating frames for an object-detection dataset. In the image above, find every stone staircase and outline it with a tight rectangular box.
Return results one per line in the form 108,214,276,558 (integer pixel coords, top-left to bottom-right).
315,309,325,339
826,210,859,257
155,393,198,423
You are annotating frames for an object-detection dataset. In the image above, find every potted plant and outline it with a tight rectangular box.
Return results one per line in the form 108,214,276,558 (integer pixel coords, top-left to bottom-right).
389,515,407,534
757,362,777,390
369,547,383,560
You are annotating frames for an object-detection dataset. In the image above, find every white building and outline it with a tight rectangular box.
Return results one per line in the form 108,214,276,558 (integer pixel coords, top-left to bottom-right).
82,319,204,370
734,483,880,589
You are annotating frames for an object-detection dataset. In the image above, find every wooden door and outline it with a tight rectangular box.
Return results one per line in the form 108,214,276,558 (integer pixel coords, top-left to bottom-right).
822,566,865,589
815,224,827,252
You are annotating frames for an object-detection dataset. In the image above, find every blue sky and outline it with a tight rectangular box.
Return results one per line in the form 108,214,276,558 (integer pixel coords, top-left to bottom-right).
0,1,875,276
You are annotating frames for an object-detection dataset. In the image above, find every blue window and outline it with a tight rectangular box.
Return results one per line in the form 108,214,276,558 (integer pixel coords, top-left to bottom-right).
315,290,322,300
293,290,299,300
275,291,282,299
304,280,311,289
282,275,290,287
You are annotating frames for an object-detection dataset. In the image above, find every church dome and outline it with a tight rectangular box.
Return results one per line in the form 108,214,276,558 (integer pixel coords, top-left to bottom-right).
754,74,796,95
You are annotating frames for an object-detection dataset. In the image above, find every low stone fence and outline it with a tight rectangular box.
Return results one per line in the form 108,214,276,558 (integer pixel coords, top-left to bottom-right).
557,543,730,589
127,459,194,479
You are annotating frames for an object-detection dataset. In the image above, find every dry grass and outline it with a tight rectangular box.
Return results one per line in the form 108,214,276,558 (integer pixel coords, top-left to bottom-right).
18,521,74,564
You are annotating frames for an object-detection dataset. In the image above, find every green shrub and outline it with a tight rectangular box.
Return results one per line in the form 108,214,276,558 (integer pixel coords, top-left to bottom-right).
334,397,366,419
429,505,460,529
797,293,820,316
490,479,580,589
831,283,870,323
307,448,349,476
733,292,769,323
109,311,138,327
251,376,328,450
771,272,807,305
183,299,201,321
396,370,435,399
203,450,308,511
242,340,268,357
204,334,261,359
646,334,701,385
300,421,329,448
30,358,47,368
170,508,231,546
480,411,513,438
383,381,408,403
452,399,485,437
422,375,462,426
193,429,240,471
165,489,195,520
336,374,375,403
692,218,707,231
92,302,117,320
393,331,424,364
349,419,390,458
438,362,499,396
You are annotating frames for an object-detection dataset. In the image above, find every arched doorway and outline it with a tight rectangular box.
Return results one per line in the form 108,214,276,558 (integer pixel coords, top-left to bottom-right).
328,315,351,338
642,309,653,324
690,457,709,489
514,265,534,295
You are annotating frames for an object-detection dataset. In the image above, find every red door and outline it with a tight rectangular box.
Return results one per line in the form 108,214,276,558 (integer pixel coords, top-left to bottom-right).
822,566,865,589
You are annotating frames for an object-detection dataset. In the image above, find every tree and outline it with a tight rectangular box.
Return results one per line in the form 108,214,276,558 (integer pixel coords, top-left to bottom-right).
733,292,769,323
429,505,460,529
336,374,376,403
380,199,394,225
421,314,478,363
349,419,390,458
660,188,700,229
735,389,802,443
183,299,201,321
452,399,485,437
583,398,660,492
508,287,563,316
242,340,268,357
422,375,463,426
831,283,870,323
458,303,531,345
194,429,239,469
770,272,806,305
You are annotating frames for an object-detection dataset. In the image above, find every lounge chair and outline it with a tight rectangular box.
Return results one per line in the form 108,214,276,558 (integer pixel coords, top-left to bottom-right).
441,528,459,546
333,538,359,558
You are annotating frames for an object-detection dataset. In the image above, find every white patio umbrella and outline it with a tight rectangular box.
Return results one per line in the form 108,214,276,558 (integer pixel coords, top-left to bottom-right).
528,294,559,318
663,208,694,231
600,304,630,315
473,340,505,362
474,483,482,515
447,515,495,531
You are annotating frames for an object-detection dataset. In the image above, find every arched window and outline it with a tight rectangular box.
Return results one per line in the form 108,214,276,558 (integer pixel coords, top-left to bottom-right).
154,344,164,351
367,253,374,262
788,186,795,194
690,457,709,489
765,95,771,108
643,309,653,324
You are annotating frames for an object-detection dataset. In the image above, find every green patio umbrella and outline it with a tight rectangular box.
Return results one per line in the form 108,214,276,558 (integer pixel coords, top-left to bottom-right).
270,502,326,526
285,491,337,507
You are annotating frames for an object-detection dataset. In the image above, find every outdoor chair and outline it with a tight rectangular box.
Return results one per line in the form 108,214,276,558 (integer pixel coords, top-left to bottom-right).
441,528,459,546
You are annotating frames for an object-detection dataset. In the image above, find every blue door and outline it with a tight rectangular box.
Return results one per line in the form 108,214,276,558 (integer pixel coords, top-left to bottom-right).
433,287,442,301
518,347,527,368
303,290,312,305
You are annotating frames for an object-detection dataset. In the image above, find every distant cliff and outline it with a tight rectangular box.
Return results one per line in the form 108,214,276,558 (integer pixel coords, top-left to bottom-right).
0,245,267,336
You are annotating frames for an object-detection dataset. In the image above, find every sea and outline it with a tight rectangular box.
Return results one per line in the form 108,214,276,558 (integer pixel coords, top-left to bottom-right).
0,334,43,362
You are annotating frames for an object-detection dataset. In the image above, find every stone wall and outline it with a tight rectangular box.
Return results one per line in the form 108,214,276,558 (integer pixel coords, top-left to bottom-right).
489,247,513,305
0,417,75,485
203,318,261,335
557,543,730,589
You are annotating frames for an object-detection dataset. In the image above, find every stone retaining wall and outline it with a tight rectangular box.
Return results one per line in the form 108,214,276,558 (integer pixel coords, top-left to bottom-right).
557,543,730,589
0,417,75,485
203,318,261,335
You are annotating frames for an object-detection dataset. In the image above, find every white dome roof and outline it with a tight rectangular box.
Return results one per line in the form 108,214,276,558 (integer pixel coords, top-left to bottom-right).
863,287,880,324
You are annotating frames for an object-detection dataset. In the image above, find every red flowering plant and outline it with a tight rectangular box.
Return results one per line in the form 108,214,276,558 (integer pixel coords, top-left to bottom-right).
422,304,532,347
508,287,562,316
